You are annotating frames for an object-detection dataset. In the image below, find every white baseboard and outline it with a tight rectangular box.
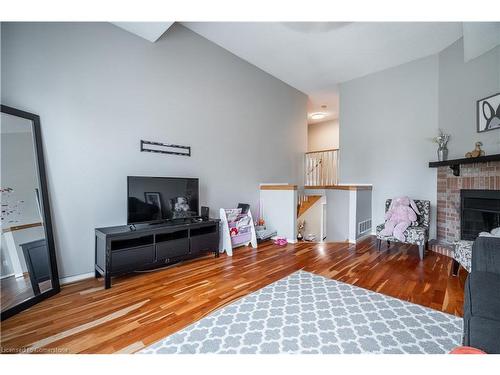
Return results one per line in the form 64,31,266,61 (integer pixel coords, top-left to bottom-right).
59,272,94,285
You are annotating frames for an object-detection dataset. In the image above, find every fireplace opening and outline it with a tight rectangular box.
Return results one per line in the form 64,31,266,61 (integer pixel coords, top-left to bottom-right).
461,189,500,240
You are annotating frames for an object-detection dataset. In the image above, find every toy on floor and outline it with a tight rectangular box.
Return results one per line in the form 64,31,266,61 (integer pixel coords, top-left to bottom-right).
256,228,277,242
379,196,420,242
273,237,287,246
304,234,316,242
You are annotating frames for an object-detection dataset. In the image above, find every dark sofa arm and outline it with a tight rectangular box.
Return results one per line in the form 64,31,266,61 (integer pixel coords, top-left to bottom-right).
472,237,500,274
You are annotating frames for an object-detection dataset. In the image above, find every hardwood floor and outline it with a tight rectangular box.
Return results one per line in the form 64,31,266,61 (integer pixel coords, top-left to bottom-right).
0,236,467,354
1,274,52,312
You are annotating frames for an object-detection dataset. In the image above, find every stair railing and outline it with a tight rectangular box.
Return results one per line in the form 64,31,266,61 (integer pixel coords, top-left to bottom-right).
304,149,339,186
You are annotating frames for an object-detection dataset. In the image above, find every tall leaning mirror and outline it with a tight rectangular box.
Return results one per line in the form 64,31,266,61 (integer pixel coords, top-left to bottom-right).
1,105,59,320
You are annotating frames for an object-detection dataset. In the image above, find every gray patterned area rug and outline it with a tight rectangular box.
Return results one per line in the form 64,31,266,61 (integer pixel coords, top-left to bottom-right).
140,271,462,354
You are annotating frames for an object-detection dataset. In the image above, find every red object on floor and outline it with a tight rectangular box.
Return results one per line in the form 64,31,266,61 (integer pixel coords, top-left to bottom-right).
449,346,486,354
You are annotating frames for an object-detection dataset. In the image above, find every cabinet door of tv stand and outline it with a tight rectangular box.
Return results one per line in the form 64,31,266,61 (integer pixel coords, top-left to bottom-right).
190,224,219,256
108,234,155,274
155,229,190,261
95,220,220,289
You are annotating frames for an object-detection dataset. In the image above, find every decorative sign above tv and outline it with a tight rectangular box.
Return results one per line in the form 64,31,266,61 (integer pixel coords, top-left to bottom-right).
140,140,191,156
477,92,500,133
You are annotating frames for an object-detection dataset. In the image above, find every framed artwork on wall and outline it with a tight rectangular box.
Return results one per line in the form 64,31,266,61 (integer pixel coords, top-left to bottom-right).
477,92,500,133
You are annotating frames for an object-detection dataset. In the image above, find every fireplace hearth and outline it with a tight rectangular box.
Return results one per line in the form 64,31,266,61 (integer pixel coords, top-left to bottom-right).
461,189,500,240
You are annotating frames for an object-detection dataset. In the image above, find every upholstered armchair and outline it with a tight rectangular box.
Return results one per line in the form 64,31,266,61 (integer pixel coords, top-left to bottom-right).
463,236,500,353
375,199,431,260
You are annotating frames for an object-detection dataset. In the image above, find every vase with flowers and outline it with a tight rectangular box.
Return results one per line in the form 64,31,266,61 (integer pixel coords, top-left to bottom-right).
433,129,450,161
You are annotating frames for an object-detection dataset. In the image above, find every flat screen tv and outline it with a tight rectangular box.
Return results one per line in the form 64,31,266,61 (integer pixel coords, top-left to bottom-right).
127,176,199,224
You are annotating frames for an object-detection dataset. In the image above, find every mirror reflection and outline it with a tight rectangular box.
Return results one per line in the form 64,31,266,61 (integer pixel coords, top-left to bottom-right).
1,112,53,312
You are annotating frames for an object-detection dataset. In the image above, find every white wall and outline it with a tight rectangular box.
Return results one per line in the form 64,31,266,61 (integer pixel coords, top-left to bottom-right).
260,188,297,242
324,189,352,242
438,39,500,158
307,119,339,152
356,189,372,239
1,22,308,278
321,188,372,243
339,38,500,240
339,55,439,238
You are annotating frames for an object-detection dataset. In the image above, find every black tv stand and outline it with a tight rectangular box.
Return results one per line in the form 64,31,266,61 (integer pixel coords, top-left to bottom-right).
95,219,220,289
146,217,203,227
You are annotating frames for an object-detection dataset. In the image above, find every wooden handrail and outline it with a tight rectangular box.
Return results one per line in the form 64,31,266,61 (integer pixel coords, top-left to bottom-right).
260,184,297,190
305,185,372,191
1,222,43,234
305,148,339,155
297,195,322,217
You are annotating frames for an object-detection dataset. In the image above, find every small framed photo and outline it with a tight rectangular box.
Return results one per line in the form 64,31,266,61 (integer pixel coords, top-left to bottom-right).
477,92,500,133
144,192,162,216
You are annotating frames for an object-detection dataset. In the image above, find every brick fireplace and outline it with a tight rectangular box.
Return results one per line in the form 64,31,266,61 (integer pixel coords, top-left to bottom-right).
437,161,500,243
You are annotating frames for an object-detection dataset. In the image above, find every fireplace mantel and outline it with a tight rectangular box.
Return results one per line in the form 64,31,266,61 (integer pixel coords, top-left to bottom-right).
429,154,500,176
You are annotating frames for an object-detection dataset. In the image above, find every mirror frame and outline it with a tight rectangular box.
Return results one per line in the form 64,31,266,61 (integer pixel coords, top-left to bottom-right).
1,104,60,320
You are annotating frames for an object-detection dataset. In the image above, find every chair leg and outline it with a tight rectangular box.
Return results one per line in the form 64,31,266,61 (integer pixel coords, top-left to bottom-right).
418,244,424,260
376,238,381,251
386,240,390,249
451,259,460,276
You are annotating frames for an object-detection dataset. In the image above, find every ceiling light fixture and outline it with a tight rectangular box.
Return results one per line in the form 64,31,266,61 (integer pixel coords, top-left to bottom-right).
310,112,326,120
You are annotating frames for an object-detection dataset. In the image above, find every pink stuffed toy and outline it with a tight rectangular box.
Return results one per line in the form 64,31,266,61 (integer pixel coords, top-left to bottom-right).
380,196,420,242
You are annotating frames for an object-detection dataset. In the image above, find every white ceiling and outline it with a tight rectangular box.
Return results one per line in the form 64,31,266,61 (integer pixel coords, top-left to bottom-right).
182,22,464,123
463,22,500,62
109,22,499,124
112,22,174,42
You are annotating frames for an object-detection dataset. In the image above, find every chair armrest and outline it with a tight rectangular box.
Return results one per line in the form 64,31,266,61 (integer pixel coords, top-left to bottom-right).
472,237,500,275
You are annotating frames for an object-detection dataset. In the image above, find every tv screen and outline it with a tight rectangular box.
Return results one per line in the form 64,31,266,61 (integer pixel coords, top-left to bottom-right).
127,176,199,224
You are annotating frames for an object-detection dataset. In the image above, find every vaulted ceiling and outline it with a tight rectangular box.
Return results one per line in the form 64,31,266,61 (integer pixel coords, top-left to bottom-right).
182,22,465,123
112,22,174,42
111,22,500,124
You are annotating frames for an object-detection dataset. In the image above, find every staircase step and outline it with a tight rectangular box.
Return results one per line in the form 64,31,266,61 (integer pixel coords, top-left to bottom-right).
297,195,322,218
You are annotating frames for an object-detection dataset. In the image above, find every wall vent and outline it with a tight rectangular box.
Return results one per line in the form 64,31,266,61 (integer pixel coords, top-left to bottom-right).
358,219,372,235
